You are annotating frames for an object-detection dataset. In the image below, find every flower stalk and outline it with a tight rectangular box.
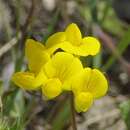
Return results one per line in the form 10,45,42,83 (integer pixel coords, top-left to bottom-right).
70,93,77,130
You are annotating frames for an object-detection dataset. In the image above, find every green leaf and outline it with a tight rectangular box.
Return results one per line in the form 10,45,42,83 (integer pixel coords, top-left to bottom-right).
120,100,130,130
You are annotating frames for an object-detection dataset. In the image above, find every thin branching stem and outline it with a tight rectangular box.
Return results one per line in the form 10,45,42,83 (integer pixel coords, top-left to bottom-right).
20,0,35,45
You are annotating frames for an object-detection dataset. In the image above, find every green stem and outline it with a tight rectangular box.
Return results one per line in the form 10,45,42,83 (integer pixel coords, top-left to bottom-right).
70,93,77,130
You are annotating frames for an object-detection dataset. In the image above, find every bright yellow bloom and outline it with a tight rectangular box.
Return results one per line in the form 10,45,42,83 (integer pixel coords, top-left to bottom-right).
12,39,49,90
45,23,100,56
11,23,108,114
41,52,83,99
72,68,108,112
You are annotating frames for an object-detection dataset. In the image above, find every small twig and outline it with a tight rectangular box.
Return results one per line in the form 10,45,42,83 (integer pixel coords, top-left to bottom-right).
70,93,77,130
93,25,124,62
93,24,130,75
0,97,3,116
0,33,21,58
20,0,35,44
21,0,35,32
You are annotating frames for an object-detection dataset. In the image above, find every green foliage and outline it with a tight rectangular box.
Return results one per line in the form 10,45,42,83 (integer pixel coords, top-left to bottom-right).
120,100,130,130
10,118,25,130
0,118,25,130
0,119,9,130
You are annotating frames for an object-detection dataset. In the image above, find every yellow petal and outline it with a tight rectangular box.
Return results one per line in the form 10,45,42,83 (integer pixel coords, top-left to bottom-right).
42,78,62,99
44,60,56,78
74,92,93,112
44,52,83,90
72,68,108,99
80,37,100,56
62,57,83,90
65,23,82,46
59,37,100,56
25,39,50,73
86,68,108,99
12,70,47,90
72,68,91,95
59,41,78,54
46,32,66,48
45,32,66,55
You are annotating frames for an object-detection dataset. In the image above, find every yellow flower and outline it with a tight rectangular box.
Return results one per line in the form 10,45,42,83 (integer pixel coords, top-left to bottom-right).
45,23,100,56
42,52,83,99
72,68,108,112
11,23,108,114
12,39,49,90
11,39,84,98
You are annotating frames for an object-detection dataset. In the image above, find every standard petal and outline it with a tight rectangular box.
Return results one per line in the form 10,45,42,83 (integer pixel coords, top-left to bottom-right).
65,23,82,46
45,52,83,90
25,39,50,73
74,92,93,112
79,37,100,56
86,68,108,99
12,70,47,90
42,78,62,99
72,68,108,99
59,39,100,56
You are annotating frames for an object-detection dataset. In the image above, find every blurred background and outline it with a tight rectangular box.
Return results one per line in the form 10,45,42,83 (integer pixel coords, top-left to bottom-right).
0,0,130,130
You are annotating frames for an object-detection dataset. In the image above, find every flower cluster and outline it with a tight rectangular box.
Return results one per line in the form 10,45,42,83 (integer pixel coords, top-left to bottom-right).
12,23,108,112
